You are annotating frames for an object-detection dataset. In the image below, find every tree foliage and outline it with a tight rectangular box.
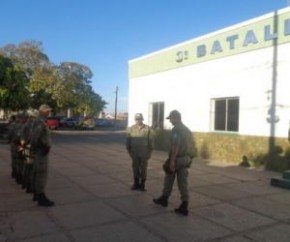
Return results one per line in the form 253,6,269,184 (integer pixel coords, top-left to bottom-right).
0,55,30,110
0,41,107,115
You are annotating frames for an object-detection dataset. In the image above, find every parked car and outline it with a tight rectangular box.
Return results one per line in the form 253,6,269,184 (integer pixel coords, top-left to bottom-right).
80,117,95,130
60,118,78,128
46,117,60,130
65,118,78,128
95,119,114,128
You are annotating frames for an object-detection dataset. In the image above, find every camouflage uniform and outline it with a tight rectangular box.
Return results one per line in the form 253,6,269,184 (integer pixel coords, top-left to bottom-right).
126,113,153,191
154,110,196,216
7,114,27,184
7,116,18,179
21,111,38,193
162,122,195,202
30,115,51,195
30,105,54,206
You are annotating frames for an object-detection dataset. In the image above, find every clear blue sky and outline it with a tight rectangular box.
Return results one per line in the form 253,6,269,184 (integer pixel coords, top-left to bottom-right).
0,0,288,113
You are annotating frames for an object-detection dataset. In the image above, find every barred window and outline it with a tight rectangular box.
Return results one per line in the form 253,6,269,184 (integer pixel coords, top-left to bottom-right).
213,97,239,132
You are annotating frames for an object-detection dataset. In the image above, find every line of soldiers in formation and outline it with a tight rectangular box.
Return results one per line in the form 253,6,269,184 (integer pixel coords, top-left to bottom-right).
7,104,55,207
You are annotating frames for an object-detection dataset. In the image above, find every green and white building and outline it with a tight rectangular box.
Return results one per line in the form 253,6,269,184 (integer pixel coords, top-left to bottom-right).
128,7,290,164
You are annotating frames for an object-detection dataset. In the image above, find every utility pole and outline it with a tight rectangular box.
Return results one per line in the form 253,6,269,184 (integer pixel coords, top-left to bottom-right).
114,86,118,121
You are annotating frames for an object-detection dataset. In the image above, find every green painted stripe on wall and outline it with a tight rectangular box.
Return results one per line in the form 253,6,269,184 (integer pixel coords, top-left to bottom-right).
129,10,290,78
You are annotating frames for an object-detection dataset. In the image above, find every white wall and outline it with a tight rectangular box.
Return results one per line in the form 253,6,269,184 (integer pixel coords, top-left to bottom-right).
128,43,290,138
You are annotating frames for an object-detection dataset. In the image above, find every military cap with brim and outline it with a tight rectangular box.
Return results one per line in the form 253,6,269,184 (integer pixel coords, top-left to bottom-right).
166,110,181,119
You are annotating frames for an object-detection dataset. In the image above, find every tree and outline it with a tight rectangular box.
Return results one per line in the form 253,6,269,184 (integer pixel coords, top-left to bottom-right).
0,41,107,114
0,41,52,110
54,62,106,115
0,55,30,110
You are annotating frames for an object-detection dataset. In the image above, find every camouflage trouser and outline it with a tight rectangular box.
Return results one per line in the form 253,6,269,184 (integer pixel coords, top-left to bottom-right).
23,163,34,188
162,156,192,202
33,154,48,194
130,152,149,180
11,151,18,172
10,145,18,172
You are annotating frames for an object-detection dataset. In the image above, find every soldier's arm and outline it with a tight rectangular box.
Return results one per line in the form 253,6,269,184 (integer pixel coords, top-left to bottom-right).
126,127,132,152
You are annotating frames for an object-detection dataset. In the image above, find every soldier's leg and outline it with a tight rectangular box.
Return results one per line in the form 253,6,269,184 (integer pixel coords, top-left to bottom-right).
153,172,175,207
34,159,48,195
175,167,189,215
22,161,28,189
131,154,141,190
15,155,23,184
26,164,33,193
176,167,189,202
34,156,54,206
162,172,176,197
139,157,148,191
11,151,17,179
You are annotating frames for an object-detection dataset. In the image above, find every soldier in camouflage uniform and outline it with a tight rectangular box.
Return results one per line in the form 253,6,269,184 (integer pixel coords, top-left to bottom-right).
126,113,154,191
153,110,196,216
7,112,27,185
21,109,38,193
7,114,18,179
30,104,54,206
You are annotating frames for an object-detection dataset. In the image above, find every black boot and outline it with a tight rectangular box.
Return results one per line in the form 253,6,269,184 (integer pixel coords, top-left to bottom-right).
174,201,188,216
16,173,23,185
139,179,146,191
21,181,26,189
33,192,38,202
37,193,55,207
11,168,17,179
131,178,140,190
153,195,168,207
26,183,33,193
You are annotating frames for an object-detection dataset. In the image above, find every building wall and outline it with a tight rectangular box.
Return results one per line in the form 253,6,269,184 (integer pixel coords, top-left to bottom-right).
128,8,290,165
129,42,290,138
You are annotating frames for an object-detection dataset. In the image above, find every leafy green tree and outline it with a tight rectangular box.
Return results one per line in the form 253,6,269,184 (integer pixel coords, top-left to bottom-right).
0,55,30,110
1,41,107,115
75,85,107,116
54,62,106,115
0,41,52,110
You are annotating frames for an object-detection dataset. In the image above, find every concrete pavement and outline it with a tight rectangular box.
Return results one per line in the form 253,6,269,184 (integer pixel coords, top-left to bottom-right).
1,130,290,242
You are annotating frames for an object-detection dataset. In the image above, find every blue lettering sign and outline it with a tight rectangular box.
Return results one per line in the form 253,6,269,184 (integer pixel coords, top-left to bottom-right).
197,45,206,57
285,19,290,35
264,25,278,40
226,35,238,49
211,40,223,54
243,30,258,46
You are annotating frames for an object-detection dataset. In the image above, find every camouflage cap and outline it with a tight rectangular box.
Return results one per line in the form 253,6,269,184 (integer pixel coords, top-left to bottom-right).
134,113,144,120
39,104,52,112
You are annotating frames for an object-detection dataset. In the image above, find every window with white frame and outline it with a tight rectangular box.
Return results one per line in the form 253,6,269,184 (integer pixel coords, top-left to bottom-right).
213,97,239,132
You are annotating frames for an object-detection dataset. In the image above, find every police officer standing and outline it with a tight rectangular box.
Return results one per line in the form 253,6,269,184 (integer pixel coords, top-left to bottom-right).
126,113,154,191
153,110,196,216
30,104,54,207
